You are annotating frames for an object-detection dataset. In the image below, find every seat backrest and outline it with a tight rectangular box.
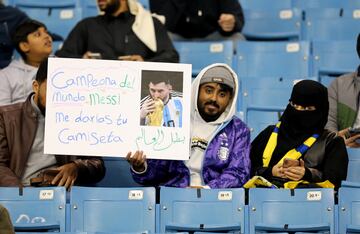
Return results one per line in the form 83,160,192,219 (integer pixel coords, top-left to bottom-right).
249,188,335,234
159,187,245,234
0,187,66,232
95,157,142,187
174,40,233,77
235,41,311,79
346,148,360,183
70,186,156,233
242,8,302,41
240,0,292,10
246,107,283,140
13,0,82,40
338,186,360,234
241,76,297,109
302,17,360,41
292,0,342,9
312,40,358,86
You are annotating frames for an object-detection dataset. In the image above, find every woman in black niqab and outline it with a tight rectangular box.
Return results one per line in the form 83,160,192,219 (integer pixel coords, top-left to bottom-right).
250,80,348,189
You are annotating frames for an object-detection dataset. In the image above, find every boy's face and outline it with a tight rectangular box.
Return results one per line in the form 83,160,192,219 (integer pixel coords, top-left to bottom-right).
22,27,52,60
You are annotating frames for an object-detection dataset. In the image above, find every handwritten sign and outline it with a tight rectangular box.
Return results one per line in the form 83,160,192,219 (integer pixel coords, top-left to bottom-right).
44,58,191,160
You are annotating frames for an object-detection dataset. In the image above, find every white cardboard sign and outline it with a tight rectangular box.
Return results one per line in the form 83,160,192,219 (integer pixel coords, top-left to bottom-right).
44,58,191,160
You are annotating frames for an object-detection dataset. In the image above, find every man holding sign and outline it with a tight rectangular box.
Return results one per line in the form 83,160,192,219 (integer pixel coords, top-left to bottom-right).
128,63,251,188
0,58,105,188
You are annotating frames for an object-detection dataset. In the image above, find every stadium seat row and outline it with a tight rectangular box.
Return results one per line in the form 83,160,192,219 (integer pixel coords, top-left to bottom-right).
1,185,360,234
242,7,360,41
240,0,360,10
3,0,359,42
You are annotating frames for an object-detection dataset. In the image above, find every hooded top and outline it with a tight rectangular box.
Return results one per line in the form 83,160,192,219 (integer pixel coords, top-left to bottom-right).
191,63,238,125
186,63,239,186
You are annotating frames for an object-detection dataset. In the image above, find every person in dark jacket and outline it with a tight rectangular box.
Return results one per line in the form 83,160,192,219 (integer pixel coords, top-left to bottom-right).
150,0,245,40
0,2,29,68
250,80,348,190
56,0,178,62
0,58,105,188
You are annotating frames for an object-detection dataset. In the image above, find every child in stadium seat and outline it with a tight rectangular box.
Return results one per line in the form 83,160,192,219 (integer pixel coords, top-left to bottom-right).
0,20,52,105
0,58,105,189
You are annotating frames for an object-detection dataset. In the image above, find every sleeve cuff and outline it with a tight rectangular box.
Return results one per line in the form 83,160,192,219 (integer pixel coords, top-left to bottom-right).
303,167,312,181
131,162,148,174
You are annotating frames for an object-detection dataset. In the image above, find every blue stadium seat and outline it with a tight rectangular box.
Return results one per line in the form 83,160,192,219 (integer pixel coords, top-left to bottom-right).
70,186,156,233
241,76,298,111
240,76,317,139
242,8,302,41
0,187,66,232
341,0,360,8
241,76,297,139
240,0,292,10
312,40,358,86
292,0,343,9
159,187,245,233
249,188,335,234
174,40,233,77
80,0,100,18
235,41,311,79
345,148,360,184
338,186,360,234
301,8,342,40
95,157,142,187
302,10,360,41
245,107,284,140
13,0,82,40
